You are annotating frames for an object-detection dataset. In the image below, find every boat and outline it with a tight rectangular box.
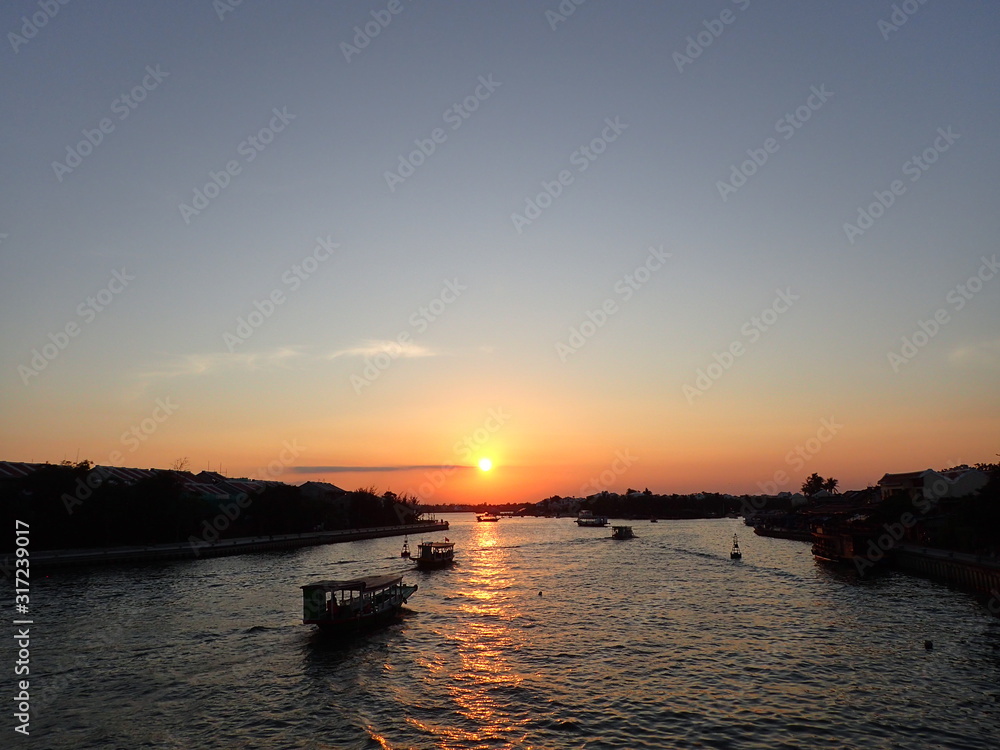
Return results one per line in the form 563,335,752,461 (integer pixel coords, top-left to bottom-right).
650,518,658,523
400,537,410,558
576,510,609,527
476,512,499,522
811,521,882,571
301,574,417,633
753,525,813,542
413,539,456,568
611,525,634,540
730,534,742,560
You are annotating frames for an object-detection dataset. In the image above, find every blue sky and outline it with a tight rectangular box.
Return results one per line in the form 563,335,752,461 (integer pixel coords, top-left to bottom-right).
2,0,997,499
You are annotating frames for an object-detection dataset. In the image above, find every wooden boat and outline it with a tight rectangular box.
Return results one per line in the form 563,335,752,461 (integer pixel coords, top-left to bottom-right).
413,539,455,568
400,537,410,558
811,522,881,570
611,525,634,540
730,534,742,560
476,512,499,522
301,574,417,633
576,510,608,527
753,525,812,542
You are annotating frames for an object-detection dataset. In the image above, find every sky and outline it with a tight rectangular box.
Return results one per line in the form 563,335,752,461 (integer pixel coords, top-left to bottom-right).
1,0,998,503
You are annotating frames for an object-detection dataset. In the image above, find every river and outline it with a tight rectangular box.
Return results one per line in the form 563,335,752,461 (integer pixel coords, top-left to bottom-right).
25,515,1000,748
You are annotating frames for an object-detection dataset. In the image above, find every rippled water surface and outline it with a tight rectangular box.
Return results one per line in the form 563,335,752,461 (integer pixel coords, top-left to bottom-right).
28,516,1000,748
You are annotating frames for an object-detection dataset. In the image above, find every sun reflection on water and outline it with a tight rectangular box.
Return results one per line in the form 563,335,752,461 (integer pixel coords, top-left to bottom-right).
422,522,531,748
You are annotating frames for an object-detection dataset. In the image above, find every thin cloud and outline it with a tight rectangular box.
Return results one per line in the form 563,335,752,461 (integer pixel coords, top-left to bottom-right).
127,341,437,399
124,346,310,399
949,339,1000,367
326,339,436,359
137,346,308,380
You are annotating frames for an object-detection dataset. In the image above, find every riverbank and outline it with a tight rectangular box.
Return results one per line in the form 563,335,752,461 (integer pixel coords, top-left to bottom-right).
27,520,449,568
746,520,1000,607
892,543,1000,599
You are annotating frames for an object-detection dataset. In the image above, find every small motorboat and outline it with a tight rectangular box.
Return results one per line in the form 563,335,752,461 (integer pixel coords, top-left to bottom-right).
730,534,742,560
301,574,417,634
476,512,499,522
400,537,410,558
611,525,635,540
413,539,456,568
576,510,608,527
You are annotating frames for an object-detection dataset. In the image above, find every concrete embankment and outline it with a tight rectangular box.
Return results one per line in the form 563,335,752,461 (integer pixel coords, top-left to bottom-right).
892,543,1000,599
28,521,450,568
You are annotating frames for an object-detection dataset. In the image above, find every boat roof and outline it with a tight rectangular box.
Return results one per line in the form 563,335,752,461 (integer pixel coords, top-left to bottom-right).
418,540,454,548
301,574,404,592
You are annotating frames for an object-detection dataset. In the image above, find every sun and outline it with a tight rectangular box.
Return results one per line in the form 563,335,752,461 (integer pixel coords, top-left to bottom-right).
478,458,493,472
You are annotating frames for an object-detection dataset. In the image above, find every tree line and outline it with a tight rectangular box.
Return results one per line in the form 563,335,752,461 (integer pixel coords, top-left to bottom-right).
0,463,421,552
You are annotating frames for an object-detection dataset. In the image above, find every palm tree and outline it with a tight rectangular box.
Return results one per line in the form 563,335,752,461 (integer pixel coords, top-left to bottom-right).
822,477,839,494
801,472,824,496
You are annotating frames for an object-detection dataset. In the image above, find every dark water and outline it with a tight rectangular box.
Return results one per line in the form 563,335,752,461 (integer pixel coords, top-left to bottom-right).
24,516,1000,749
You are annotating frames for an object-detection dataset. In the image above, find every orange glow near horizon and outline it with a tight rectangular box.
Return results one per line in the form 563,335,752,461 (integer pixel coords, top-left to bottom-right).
2,378,996,505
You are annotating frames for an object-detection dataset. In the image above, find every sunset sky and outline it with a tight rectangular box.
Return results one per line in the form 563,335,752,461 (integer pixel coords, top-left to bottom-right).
1,1,997,503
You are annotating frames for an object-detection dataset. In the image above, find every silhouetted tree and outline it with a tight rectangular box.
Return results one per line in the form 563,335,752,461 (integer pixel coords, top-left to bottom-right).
974,456,1000,475
822,477,839,494
801,473,825,496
